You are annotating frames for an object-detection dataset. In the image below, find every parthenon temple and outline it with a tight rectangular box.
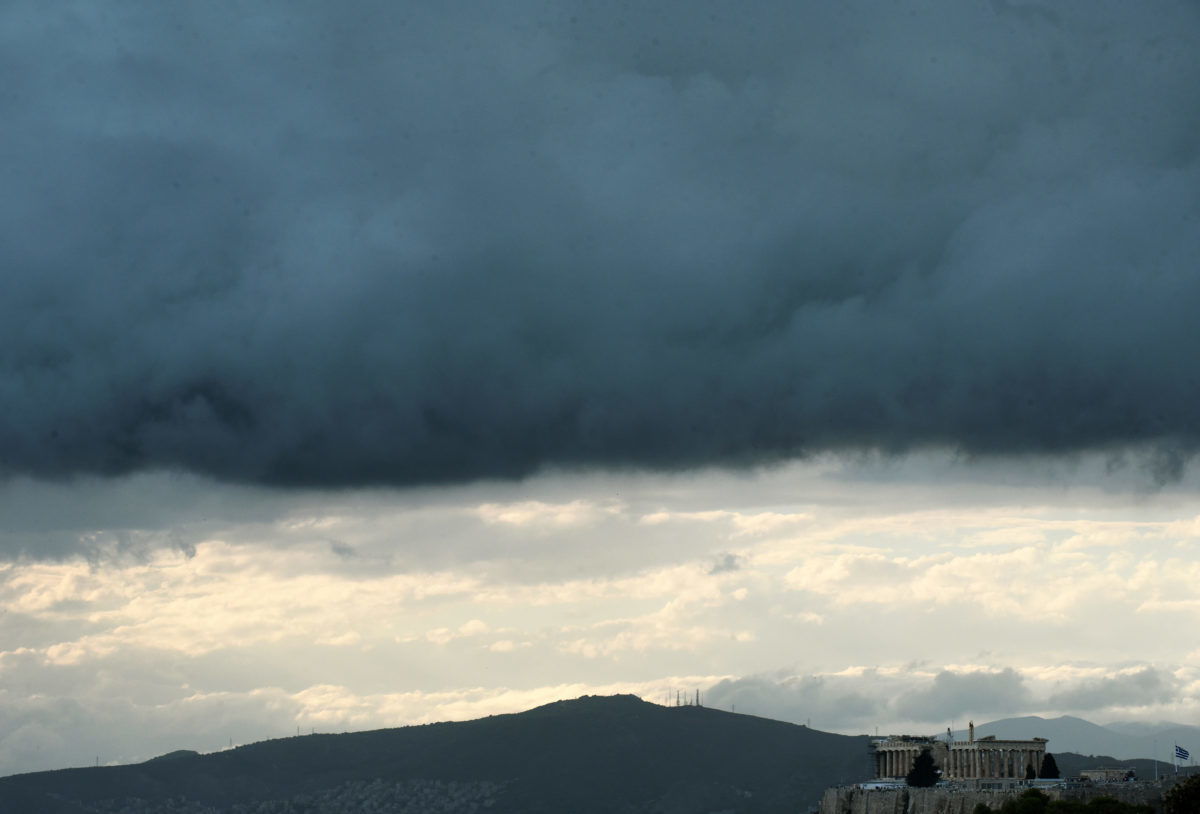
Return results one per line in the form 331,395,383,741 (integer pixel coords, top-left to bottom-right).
871,721,1047,787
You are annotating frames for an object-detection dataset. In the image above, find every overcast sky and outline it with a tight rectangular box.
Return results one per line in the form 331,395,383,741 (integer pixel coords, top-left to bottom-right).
3,0,1200,776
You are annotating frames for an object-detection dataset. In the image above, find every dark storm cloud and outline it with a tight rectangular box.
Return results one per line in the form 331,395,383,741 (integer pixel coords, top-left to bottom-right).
4,1,1200,487
705,673,885,728
1047,667,1179,711
709,554,741,574
705,668,1036,731
895,669,1031,722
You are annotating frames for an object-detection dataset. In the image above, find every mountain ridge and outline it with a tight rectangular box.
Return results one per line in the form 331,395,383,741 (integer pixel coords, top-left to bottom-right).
0,694,871,814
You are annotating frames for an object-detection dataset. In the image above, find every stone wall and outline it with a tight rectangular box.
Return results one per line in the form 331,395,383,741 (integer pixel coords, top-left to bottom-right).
819,781,1173,814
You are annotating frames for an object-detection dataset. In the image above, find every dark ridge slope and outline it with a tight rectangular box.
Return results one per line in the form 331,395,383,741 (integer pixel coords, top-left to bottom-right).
1053,752,1197,781
0,694,871,813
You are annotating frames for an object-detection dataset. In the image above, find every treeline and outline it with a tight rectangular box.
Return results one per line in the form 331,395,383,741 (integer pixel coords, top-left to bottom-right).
975,775,1200,814
972,789,1151,814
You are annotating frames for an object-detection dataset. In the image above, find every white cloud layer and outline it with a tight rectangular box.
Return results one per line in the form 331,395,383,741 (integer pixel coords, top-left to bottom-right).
1,457,1199,775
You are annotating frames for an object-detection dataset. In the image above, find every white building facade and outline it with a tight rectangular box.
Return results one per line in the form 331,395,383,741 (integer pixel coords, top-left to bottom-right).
871,722,1047,788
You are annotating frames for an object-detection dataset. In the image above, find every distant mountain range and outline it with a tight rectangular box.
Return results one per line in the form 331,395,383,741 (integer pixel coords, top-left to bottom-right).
3,699,1195,814
965,715,1200,763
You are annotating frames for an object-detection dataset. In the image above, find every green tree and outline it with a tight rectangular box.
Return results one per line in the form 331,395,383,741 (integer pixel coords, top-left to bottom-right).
1163,773,1200,814
906,747,939,787
972,804,993,814
1000,788,1049,814
1025,763,1037,780
1086,798,1152,814
1039,753,1060,779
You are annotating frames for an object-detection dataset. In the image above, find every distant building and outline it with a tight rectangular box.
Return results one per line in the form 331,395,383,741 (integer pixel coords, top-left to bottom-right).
1080,768,1134,783
871,721,1048,788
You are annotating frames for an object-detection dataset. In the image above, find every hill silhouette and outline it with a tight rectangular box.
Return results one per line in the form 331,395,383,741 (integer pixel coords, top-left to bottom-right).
0,695,872,813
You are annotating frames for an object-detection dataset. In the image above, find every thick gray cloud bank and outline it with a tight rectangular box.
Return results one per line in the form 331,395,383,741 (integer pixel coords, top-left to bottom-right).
4,1,1200,486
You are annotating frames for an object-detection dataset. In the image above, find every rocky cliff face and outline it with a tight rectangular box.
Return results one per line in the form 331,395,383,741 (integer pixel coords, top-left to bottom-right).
819,782,1171,814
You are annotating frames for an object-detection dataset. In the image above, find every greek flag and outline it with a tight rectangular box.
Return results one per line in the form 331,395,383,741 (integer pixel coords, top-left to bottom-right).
1176,745,1190,761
